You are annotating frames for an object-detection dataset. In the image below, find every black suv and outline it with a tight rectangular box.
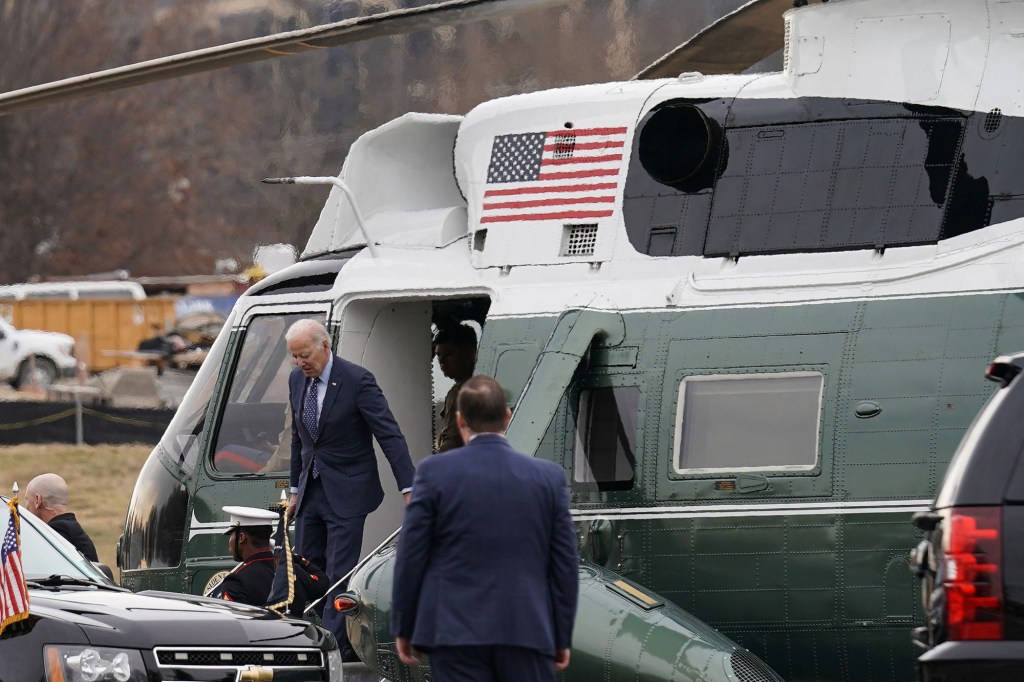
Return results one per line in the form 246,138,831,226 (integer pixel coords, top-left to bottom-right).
911,351,1024,681
1,500,341,681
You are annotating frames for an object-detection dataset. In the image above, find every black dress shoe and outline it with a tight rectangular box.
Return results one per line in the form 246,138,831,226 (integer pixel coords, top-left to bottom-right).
340,647,360,663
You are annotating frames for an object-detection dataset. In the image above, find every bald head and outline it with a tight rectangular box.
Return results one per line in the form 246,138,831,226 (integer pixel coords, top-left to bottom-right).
25,473,69,522
456,375,511,434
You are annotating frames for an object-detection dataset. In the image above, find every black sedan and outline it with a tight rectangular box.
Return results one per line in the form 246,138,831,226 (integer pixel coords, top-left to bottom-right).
1,499,341,681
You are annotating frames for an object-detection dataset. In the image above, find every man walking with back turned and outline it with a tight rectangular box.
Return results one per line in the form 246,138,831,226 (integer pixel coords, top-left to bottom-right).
392,375,579,681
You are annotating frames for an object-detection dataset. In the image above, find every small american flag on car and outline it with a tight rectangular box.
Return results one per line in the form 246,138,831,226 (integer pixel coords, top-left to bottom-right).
1,496,29,637
482,126,627,223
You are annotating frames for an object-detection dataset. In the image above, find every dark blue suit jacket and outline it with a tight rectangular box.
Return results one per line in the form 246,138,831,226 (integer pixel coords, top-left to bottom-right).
391,433,579,655
289,356,415,519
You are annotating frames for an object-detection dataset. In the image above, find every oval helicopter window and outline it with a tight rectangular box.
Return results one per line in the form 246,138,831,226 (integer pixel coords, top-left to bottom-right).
638,103,719,190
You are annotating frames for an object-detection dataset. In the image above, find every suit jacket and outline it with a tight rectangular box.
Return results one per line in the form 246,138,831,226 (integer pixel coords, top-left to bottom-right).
210,548,275,606
391,433,579,655
49,513,99,563
289,356,415,519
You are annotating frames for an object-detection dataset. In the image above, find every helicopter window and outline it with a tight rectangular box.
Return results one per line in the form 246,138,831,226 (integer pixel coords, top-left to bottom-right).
211,312,324,475
706,117,960,255
625,103,972,257
571,386,639,492
246,273,337,296
157,325,232,473
674,372,823,473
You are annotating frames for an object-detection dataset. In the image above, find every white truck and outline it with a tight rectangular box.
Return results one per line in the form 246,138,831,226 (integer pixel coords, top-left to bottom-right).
0,317,77,388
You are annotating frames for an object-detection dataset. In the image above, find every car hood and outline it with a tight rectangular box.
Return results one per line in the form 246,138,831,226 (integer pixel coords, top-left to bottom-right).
30,587,328,650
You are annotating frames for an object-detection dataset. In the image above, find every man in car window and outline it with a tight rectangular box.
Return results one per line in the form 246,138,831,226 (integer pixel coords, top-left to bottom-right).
24,473,98,563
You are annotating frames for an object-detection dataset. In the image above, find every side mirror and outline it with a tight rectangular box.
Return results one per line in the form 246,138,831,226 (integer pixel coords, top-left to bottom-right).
911,511,942,532
93,562,115,582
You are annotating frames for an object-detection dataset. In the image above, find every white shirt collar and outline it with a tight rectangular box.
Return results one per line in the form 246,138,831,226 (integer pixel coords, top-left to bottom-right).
316,353,334,384
467,431,507,444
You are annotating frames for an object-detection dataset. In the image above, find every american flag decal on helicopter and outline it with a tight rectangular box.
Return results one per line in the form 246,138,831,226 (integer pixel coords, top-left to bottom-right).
481,126,627,223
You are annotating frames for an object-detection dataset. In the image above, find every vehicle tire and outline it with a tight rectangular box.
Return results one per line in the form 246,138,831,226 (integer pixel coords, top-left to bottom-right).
16,356,58,389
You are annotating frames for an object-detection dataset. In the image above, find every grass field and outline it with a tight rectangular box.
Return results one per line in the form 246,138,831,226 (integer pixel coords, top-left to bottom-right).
0,444,152,576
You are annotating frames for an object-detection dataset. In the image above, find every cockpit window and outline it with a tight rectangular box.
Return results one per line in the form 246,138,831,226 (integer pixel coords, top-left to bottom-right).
673,372,823,473
571,386,639,492
158,327,231,473
211,312,324,475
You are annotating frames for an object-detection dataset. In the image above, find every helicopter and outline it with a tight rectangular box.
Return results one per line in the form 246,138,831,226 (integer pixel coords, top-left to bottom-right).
5,0,1024,680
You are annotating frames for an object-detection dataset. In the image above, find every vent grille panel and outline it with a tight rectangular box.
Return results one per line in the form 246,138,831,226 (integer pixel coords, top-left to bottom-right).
984,108,1003,134
562,224,598,256
783,16,793,72
729,649,784,682
552,132,576,159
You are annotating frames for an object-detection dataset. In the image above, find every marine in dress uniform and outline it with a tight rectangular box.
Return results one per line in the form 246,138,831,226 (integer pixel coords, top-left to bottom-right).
208,506,278,606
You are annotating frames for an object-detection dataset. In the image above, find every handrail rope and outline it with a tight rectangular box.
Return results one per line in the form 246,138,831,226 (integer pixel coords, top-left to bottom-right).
0,406,168,430
0,408,77,430
81,407,168,428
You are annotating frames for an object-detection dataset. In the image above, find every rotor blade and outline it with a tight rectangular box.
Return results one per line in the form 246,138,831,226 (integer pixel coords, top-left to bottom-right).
634,0,799,79
0,0,573,117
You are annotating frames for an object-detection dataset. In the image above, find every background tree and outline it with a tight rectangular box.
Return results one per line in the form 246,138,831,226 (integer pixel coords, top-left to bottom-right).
0,0,749,284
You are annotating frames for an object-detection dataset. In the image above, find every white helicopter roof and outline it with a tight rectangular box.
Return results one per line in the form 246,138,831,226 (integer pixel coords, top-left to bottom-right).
294,0,1024,321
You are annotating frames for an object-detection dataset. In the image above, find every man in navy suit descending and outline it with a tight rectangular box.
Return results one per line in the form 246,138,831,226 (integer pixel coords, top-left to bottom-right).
392,375,579,682
285,319,416,658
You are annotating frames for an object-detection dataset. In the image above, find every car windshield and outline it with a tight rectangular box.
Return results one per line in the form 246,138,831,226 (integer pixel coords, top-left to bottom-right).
3,500,111,583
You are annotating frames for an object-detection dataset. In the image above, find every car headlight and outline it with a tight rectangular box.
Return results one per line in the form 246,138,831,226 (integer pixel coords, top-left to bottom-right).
45,645,147,682
326,647,343,682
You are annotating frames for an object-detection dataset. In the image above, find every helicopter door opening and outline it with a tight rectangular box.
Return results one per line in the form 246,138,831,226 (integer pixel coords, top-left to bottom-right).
333,295,490,558
208,310,327,477
182,306,330,596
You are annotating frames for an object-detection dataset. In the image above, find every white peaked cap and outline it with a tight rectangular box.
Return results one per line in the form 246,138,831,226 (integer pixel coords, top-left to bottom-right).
222,505,278,534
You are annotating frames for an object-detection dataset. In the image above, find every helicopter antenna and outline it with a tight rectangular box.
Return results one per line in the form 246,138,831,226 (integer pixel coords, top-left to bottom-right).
263,177,379,258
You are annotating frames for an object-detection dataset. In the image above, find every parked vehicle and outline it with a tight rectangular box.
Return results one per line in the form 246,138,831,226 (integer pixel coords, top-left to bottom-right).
0,280,145,301
911,351,1024,681
0,317,77,388
0,499,341,681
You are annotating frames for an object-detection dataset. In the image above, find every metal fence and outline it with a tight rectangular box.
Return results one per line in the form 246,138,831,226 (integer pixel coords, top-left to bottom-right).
0,400,173,445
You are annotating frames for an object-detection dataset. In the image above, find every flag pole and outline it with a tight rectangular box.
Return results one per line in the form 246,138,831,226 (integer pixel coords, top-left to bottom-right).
9,482,18,532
